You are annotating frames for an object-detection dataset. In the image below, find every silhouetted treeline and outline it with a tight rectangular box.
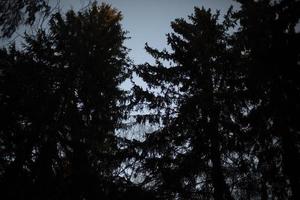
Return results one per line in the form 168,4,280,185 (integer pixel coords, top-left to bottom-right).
0,0,299,199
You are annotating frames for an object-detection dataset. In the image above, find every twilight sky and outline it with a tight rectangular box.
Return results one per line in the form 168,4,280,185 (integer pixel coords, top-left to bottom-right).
59,0,238,64
0,0,239,89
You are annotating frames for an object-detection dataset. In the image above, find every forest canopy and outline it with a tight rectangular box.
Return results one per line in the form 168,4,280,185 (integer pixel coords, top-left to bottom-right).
0,0,299,200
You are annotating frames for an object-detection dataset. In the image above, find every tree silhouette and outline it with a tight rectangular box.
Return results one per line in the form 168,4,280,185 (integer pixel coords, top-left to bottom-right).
233,0,300,199
0,3,147,199
0,0,50,37
133,7,241,200
133,1,300,199
1,0,299,200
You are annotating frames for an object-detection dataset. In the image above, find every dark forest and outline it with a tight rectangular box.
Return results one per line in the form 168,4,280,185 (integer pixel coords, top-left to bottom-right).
0,0,300,199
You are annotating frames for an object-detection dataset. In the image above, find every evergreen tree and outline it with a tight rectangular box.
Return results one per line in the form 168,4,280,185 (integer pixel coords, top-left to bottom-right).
0,0,50,37
133,1,300,199
1,1,299,199
233,0,300,199
0,3,145,199
134,7,241,200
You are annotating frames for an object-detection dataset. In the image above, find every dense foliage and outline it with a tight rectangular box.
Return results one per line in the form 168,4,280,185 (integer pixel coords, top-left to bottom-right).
0,0,299,199
0,3,150,199
133,0,300,199
0,0,50,37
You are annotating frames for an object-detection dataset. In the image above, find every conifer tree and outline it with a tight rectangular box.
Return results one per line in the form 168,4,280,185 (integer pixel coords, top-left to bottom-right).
233,0,300,199
133,1,300,199
134,7,241,200
0,3,140,199
0,0,50,37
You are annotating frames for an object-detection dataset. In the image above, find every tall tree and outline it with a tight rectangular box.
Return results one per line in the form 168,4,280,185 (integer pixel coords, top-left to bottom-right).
133,7,241,199
0,3,139,199
233,0,300,199
133,1,300,199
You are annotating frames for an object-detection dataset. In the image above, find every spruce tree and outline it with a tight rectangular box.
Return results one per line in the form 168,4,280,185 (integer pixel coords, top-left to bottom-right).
133,1,300,199
0,3,138,199
134,7,241,199
0,0,50,37
233,0,300,199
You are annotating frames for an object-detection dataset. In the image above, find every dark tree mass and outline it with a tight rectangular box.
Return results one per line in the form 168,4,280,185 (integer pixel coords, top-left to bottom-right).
0,0,299,199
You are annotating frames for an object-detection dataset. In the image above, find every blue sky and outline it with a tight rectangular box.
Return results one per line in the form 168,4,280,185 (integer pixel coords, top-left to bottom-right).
1,0,238,63
0,0,238,88
59,0,238,64
53,0,238,89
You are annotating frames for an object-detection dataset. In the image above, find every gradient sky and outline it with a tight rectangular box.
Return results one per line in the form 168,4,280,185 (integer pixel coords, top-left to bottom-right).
59,0,238,64
0,0,238,89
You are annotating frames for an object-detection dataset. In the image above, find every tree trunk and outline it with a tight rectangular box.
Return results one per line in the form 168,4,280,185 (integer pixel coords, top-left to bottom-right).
206,70,234,200
210,121,234,200
281,127,300,200
272,80,300,200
